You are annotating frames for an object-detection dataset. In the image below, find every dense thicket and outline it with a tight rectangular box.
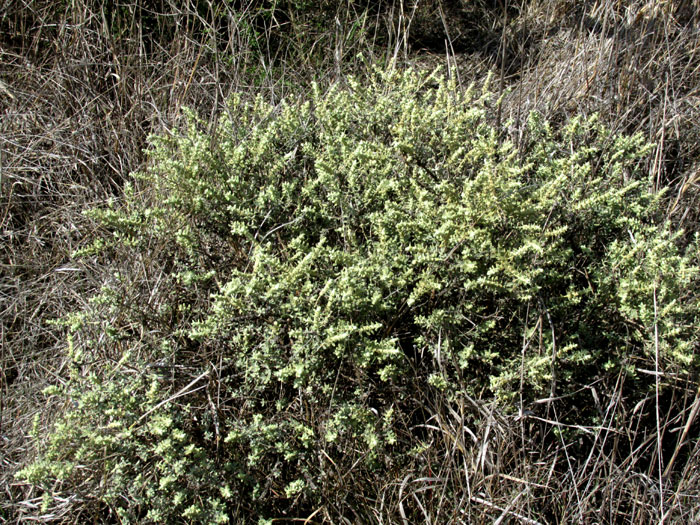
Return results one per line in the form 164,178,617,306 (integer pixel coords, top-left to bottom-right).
3,1,700,523
16,68,700,523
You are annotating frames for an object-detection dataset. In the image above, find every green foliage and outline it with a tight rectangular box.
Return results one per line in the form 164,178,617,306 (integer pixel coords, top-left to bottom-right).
20,67,699,521
20,361,232,523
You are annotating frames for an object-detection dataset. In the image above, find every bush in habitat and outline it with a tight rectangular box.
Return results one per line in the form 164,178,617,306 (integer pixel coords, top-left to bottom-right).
19,67,699,522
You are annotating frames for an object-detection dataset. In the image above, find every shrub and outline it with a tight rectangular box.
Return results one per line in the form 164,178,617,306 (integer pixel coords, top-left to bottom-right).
19,67,699,522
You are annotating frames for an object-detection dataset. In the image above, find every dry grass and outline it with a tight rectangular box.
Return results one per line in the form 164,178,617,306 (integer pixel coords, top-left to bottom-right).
498,0,700,222
2,0,700,522
0,2,385,519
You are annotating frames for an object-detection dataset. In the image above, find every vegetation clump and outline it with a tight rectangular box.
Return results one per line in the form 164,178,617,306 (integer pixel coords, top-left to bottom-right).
18,67,699,522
